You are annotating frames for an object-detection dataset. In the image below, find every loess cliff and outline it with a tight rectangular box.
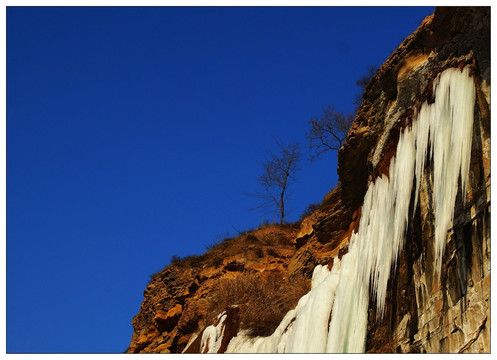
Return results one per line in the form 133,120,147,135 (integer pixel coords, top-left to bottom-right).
127,7,490,353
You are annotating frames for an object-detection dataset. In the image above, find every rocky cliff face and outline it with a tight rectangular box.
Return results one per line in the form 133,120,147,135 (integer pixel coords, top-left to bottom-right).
340,6,490,353
127,7,490,353
126,224,313,353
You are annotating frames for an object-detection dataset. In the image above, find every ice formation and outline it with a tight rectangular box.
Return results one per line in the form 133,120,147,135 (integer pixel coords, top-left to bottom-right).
202,67,475,353
326,67,474,352
200,312,228,353
427,69,476,274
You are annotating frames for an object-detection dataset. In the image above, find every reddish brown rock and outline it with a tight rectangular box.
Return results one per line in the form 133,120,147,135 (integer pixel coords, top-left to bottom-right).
154,304,182,332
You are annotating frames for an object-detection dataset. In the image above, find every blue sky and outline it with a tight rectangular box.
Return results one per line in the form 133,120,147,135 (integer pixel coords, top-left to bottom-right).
6,6,434,353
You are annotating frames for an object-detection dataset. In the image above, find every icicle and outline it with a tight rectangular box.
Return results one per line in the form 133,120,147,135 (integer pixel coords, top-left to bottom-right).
326,236,369,353
287,256,342,352
412,105,431,212
200,312,228,353
311,264,332,289
429,67,475,275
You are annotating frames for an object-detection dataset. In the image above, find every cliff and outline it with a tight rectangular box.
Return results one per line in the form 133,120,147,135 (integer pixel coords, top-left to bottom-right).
127,7,490,353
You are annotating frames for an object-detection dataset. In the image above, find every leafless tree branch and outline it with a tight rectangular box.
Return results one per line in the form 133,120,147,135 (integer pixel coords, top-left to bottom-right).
307,65,377,162
306,105,354,161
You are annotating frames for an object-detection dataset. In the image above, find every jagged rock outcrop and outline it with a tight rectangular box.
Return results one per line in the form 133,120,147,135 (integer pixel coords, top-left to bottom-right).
127,7,489,353
126,225,307,353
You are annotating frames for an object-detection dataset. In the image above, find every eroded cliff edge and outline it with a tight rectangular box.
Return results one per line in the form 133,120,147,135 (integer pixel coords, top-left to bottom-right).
127,7,490,353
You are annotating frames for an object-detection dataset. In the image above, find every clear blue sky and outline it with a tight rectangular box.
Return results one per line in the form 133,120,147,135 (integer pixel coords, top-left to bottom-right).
6,6,435,353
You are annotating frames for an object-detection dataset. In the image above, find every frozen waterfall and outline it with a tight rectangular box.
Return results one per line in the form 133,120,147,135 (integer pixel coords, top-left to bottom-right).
328,66,475,352
207,67,476,353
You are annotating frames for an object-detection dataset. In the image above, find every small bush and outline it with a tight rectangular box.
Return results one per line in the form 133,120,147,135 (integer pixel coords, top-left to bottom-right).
208,272,310,337
169,253,207,268
204,238,228,252
209,253,224,268
259,232,272,245
276,235,294,246
147,270,161,285
236,227,256,236
299,202,321,221
245,233,259,243
170,255,182,265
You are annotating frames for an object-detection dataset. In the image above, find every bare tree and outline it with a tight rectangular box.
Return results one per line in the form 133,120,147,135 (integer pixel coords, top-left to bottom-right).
306,105,354,161
251,140,301,224
306,65,377,162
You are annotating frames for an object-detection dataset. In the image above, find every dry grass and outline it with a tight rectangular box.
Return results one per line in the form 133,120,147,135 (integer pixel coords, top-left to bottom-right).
208,272,310,337
169,253,208,268
161,222,297,271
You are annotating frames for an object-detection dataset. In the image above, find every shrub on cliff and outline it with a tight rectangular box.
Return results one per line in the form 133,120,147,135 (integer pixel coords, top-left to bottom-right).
299,202,321,221
208,272,310,337
169,253,207,268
